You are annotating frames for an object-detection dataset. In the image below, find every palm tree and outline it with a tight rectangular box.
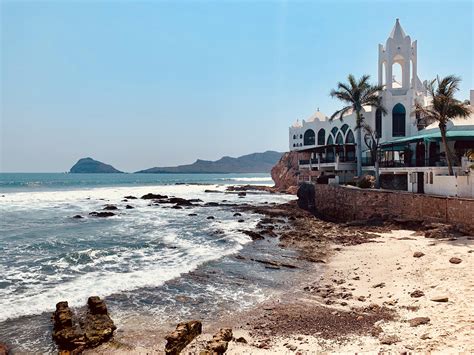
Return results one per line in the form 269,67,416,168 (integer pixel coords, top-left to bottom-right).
414,75,472,176
362,123,381,188
330,74,386,177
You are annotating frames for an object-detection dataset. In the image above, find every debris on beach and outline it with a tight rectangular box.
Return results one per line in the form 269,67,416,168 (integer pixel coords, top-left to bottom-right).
164,320,202,355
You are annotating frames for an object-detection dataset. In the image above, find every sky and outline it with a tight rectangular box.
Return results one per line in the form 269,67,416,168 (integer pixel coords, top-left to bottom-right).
1,0,472,173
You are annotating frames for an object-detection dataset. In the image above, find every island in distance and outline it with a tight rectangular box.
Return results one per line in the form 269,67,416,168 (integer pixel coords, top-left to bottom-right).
135,151,283,174
70,157,123,173
70,151,283,174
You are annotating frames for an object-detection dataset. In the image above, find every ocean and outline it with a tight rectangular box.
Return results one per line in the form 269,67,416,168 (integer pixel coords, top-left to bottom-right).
0,173,302,352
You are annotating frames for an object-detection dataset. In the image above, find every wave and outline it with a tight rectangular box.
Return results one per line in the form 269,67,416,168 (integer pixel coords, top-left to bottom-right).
218,177,273,182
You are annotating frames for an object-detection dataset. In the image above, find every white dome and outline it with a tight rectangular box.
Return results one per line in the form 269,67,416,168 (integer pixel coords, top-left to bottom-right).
306,110,327,122
291,119,303,128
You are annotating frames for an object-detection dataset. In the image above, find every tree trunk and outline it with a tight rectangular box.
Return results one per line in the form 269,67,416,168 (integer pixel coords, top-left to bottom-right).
356,112,363,177
375,159,380,189
439,124,454,176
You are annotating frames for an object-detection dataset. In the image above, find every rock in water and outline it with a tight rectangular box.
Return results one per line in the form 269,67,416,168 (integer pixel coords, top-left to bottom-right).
52,302,86,352
164,320,202,355
51,297,116,352
81,297,116,348
70,157,123,174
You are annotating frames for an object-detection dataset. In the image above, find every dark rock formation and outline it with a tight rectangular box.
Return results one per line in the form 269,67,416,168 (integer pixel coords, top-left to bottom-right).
103,205,118,211
408,317,430,327
413,251,425,258
449,257,462,264
141,193,168,200
51,297,116,353
297,183,315,212
72,215,83,219
89,211,115,218
125,205,134,209
70,158,123,174
164,320,202,355
124,195,137,199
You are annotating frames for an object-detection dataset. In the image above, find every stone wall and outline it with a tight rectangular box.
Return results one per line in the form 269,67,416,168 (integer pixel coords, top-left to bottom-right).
314,184,474,233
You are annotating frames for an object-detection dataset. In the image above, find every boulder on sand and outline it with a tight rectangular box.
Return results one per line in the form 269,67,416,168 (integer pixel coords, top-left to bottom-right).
205,328,233,355
51,297,116,352
164,320,202,355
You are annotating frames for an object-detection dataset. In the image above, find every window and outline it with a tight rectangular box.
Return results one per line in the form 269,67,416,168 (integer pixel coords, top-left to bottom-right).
340,124,349,134
375,108,382,138
392,103,406,137
300,134,303,139
335,132,344,145
317,129,325,145
331,127,338,137
345,130,355,144
293,134,296,139
303,129,315,146
327,135,334,145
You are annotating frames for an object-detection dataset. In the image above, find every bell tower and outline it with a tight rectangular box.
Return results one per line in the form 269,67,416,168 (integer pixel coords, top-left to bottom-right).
378,19,418,94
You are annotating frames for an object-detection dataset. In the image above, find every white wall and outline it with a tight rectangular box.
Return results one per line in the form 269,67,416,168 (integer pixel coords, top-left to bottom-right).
424,173,474,198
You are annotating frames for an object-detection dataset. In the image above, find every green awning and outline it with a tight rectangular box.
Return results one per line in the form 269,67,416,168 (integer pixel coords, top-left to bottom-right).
381,129,474,147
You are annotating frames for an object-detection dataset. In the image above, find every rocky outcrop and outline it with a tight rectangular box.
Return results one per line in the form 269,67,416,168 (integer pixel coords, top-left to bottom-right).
164,320,202,355
271,151,299,192
70,158,123,174
0,342,9,355
51,297,116,353
205,328,233,355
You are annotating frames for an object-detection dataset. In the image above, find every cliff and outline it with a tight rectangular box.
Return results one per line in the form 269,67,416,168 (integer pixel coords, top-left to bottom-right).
136,151,283,174
70,158,123,174
271,151,299,192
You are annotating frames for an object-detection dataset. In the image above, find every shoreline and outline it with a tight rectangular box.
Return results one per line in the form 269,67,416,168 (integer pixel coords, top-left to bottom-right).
91,197,472,354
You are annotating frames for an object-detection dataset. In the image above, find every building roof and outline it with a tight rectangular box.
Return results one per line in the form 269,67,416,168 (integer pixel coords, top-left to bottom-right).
382,129,474,147
389,19,407,40
306,110,328,122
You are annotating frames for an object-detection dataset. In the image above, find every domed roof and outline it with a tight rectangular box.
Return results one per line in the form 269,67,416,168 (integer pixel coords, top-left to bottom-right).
291,119,303,128
306,110,328,122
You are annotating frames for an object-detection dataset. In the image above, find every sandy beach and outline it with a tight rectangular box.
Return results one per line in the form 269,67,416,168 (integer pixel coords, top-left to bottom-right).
90,199,473,354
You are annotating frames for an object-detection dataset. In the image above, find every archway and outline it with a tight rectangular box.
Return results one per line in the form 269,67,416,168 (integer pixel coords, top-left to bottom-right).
303,129,315,146
392,103,406,137
317,129,325,145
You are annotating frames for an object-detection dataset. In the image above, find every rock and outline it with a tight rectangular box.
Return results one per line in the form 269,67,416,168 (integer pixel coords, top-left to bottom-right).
206,328,233,354
410,290,425,298
233,213,242,217
72,215,83,219
51,297,116,352
430,296,449,302
413,251,425,258
271,151,299,192
238,192,246,197
103,205,118,211
204,189,222,193
357,296,366,302
125,205,134,209
420,333,431,340
238,219,245,223
124,195,137,199
373,282,385,288
297,183,315,212
204,202,219,207
82,297,116,347
164,320,202,355
207,216,215,220
0,342,8,355
235,337,247,343
379,334,400,345
188,213,198,216
89,211,115,218
141,193,168,200
449,257,462,264
239,230,264,240
172,205,183,209
168,197,194,206
408,317,430,327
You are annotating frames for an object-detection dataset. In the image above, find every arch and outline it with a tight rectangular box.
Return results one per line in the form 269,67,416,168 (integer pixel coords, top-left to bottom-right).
392,62,403,87
330,127,338,137
317,129,325,145
327,135,334,145
392,103,406,137
335,132,344,145
303,129,315,146
382,61,387,86
375,108,383,138
293,134,296,139
345,130,355,144
340,124,349,134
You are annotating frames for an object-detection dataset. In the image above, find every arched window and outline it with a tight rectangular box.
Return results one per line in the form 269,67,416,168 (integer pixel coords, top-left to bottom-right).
331,127,338,137
345,130,355,144
335,132,344,145
293,134,296,139
317,129,325,145
340,124,349,134
327,135,334,145
375,108,382,138
392,103,406,137
303,129,315,146
392,62,403,86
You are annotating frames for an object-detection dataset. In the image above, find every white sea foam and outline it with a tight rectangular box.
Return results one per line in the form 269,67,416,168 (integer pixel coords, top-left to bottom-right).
218,177,273,182
0,183,295,322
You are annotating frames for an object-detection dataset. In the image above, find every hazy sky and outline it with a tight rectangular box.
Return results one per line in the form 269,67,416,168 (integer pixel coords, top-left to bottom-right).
1,0,472,172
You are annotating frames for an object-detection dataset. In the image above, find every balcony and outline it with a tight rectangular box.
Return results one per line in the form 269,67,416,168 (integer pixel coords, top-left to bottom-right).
299,155,356,171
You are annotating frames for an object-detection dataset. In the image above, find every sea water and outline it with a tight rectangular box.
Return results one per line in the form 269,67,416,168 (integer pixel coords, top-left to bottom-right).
0,173,301,351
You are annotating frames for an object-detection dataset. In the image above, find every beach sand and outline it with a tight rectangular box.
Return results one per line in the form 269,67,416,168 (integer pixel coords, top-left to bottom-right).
90,202,473,354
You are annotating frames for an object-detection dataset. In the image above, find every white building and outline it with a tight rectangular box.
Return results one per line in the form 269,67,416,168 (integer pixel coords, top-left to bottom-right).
289,19,474,197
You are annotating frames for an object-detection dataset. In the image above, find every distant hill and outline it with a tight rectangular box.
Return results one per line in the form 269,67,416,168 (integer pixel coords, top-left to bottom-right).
136,151,283,174
70,157,123,173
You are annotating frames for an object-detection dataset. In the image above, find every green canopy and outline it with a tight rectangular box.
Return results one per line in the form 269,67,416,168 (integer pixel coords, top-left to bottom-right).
381,129,474,148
